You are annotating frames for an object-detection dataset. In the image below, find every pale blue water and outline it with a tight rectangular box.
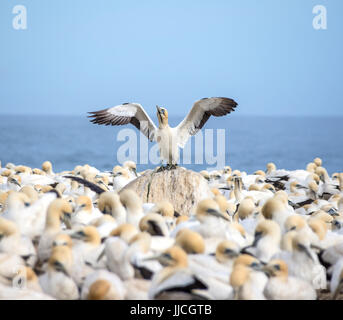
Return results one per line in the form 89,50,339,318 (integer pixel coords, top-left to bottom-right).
0,115,342,174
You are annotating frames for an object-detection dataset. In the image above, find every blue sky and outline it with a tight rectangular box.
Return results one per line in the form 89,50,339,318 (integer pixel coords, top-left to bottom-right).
0,0,342,117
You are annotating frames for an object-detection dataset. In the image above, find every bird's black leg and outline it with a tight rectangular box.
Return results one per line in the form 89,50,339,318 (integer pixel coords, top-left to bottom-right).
156,162,166,173
166,163,178,170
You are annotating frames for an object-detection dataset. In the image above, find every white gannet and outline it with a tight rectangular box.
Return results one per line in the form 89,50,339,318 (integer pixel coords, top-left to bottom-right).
119,189,144,228
88,97,237,168
244,220,281,263
229,254,268,300
81,269,126,300
37,199,73,263
147,246,208,300
71,195,102,227
39,246,79,300
0,217,37,267
262,259,316,300
98,191,126,225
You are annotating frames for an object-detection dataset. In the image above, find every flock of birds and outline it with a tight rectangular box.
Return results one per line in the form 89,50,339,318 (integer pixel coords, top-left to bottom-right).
0,158,343,300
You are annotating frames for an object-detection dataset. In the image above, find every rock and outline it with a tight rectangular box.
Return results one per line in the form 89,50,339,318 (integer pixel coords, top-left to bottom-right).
120,167,213,216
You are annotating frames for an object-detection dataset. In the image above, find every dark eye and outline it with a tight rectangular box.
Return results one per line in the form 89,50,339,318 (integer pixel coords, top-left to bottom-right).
251,262,259,268
274,264,281,270
163,253,171,259
24,202,30,207
81,204,86,208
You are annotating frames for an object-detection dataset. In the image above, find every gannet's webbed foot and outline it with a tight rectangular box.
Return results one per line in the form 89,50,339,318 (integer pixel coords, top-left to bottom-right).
156,165,166,173
167,164,178,170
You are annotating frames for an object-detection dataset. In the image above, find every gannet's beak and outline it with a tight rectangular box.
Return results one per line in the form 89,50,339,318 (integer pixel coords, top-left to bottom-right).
156,105,162,116
298,244,314,261
206,208,230,221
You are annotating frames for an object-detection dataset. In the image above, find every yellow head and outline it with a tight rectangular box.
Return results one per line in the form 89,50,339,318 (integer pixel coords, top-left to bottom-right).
156,106,169,127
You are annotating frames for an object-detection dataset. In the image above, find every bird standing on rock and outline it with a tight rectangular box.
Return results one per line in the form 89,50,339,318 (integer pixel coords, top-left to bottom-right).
88,97,237,171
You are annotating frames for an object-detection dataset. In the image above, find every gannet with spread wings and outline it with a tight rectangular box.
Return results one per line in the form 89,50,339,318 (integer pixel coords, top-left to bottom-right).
88,97,237,169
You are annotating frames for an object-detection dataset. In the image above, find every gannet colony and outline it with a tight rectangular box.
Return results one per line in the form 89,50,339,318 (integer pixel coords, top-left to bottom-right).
0,98,343,300
1,158,343,300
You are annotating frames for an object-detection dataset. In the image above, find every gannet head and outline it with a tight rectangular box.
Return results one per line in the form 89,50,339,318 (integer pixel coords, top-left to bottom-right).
314,157,322,167
139,213,168,236
199,170,210,181
315,166,329,183
231,222,247,239
20,186,39,203
306,162,317,173
98,192,121,215
87,279,122,300
230,255,263,288
92,214,116,227
196,199,230,222
289,181,306,193
123,160,137,177
1,169,12,177
8,175,21,188
332,173,339,181
273,190,289,204
42,161,53,175
281,230,297,251
71,226,101,246
128,232,152,254
237,197,256,220
46,199,73,230
32,168,46,175
266,162,276,174
6,191,31,210
52,234,73,248
48,246,73,275
175,229,205,254
176,215,189,225
214,195,232,218
308,219,327,240
311,210,333,227
75,195,92,214
155,246,188,268
292,233,314,261
253,220,281,246
249,184,261,191
254,170,266,177
263,259,288,280
0,217,18,238
113,168,130,180
156,106,169,127
223,166,232,175
110,223,138,243
261,198,285,220
119,189,142,211
151,201,175,218
308,181,319,194
215,240,240,262
15,165,32,175
284,215,306,232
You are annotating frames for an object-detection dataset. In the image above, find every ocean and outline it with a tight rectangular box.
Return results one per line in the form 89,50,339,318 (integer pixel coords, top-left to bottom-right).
0,114,342,175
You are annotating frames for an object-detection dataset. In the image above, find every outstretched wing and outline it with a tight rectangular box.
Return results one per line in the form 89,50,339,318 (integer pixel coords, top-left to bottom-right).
88,103,157,142
176,97,238,148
